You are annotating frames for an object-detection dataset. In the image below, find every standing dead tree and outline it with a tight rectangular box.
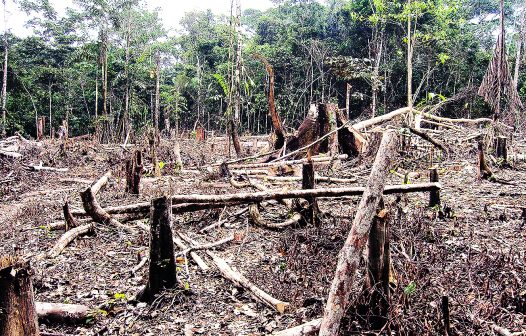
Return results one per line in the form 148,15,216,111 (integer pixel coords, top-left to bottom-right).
254,54,285,149
319,130,398,335
478,0,523,126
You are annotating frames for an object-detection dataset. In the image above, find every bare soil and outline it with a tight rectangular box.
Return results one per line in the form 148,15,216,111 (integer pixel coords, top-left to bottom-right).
0,129,525,335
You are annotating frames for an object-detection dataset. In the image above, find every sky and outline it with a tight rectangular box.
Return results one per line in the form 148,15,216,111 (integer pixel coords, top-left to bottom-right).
0,0,275,37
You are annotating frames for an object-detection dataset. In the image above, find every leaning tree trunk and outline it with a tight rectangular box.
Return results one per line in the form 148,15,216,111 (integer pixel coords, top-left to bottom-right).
139,196,178,302
319,130,398,336
254,54,285,149
0,257,40,336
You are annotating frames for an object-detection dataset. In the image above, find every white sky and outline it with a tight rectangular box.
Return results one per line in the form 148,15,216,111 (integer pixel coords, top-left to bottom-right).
1,0,275,37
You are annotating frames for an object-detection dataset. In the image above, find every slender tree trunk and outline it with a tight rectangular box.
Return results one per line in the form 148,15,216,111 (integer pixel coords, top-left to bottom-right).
124,6,131,138
48,82,52,138
514,2,525,87
154,51,160,132
407,0,413,109
1,0,7,136
372,31,383,118
319,131,398,336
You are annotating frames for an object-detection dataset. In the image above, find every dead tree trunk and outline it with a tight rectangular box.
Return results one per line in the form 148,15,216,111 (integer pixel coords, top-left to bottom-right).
319,130,398,336
301,160,319,226
0,257,39,336
229,118,242,158
365,203,390,329
149,130,160,178
126,150,142,194
253,54,285,149
36,302,89,325
139,196,177,302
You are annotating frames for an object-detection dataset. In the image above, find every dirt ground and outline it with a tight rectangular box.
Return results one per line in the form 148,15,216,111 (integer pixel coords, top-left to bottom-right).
0,128,525,335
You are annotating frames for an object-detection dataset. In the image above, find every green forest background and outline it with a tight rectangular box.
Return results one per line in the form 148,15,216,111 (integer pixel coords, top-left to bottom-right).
0,0,521,139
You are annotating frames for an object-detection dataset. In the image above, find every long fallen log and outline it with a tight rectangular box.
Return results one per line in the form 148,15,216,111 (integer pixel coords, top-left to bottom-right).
169,183,441,204
352,107,412,131
179,233,290,313
36,302,89,324
319,131,397,335
173,237,209,272
417,111,493,125
229,154,348,169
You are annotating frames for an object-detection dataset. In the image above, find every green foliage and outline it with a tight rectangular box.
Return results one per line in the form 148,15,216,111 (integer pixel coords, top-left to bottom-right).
404,281,417,295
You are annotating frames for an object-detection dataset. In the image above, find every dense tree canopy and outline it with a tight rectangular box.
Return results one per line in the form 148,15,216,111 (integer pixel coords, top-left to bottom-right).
0,0,524,138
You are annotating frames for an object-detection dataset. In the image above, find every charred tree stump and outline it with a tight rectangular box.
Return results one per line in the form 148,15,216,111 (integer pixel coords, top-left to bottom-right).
442,295,451,335
139,196,177,302
429,168,441,207
319,130,398,336
365,203,390,330
495,136,508,163
301,161,319,226
0,257,39,336
126,150,142,194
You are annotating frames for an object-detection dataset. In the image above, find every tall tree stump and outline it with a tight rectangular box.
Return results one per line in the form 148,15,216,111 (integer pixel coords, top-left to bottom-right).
365,203,390,329
477,139,494,180
429,168,441,207
139,196,177,302
126,150,142,195
301,160,319,226
0,257,39,336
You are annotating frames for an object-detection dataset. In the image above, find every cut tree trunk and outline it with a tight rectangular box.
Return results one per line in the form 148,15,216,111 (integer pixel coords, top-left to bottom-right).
319,130,398,336
0,257,39,336
301,161,319,226
365,204,390,329
352,107,411,131
273,318,322,336
63,201,78,231
139,196,178,302
429,168,441,207
126,150,142,194
495,136,508,162
47,224,94,259
477,139,494,180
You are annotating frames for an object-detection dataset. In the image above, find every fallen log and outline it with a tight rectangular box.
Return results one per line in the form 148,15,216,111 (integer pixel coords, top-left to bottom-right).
179,233,290,313
248,204,302,229
176,234,235,256
229,154,348,169
417,111,493,125
0,150,22,158
247,175,357,184
319,130,398,335
47,224,94,259
36,302,89,324
408,127,448,152
173,237,209,272
170,182,441,204
26,164,69,172
273,318,322,336
352,107,412,131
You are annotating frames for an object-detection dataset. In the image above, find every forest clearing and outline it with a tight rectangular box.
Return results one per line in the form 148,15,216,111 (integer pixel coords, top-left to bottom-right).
1,0,526,335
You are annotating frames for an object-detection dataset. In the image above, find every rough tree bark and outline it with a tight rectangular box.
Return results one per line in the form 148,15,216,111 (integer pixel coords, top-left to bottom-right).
0,257,39,336
139,196,177,302
319,130,398,336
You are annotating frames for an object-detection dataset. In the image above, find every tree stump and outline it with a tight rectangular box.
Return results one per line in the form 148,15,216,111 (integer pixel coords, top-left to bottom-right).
365,203,390,329
0,257,39,336
301,161,319,226
429,168,441,207
139,196,178,302
495,136,508,163
477,139,494,180
126,150,142,194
